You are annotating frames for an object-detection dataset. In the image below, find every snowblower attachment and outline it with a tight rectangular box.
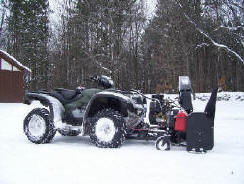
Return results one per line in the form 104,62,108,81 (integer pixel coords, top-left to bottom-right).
179,76,193,114
186,88,217,152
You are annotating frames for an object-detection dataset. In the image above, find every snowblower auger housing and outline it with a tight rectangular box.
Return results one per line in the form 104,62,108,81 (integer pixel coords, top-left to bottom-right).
186,88,217,152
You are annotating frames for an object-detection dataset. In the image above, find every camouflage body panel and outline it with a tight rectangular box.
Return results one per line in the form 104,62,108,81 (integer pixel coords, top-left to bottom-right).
64,88,102,115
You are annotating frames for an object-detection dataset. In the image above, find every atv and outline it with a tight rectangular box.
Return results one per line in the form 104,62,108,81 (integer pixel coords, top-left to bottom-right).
23,75,217,152
24,75,147,148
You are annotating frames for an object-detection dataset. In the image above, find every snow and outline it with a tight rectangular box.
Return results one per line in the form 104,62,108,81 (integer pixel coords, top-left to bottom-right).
0,92,244,184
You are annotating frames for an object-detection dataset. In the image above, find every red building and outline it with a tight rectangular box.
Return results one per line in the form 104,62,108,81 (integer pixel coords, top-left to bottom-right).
0,50,31,103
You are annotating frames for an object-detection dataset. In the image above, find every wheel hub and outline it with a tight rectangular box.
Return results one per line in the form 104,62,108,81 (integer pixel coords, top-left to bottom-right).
157,139,167,150
95,118,116,143
28,115,46,137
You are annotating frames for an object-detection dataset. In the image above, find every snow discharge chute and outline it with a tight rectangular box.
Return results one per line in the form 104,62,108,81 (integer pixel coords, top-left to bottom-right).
178,76,193,114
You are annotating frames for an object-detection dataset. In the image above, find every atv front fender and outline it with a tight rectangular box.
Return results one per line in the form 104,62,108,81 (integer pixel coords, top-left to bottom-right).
84,91,132,119
82,91,144,135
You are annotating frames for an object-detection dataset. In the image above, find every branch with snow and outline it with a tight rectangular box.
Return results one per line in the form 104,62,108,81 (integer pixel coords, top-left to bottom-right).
177,2,244,64
189,17,244,64
82,50,112,74
95,60,112,74
227,0,244,11
189,18,243,63
214,25,244,32
195,43,211,50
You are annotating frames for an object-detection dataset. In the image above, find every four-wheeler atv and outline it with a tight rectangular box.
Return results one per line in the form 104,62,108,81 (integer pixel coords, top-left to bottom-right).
24,75,147,148
23,75,217,152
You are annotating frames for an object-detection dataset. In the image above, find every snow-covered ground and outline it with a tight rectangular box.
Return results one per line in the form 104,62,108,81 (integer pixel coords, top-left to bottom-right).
0,92,244,184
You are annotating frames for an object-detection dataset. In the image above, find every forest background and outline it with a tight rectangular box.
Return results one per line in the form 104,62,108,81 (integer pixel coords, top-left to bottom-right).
0,0,244,93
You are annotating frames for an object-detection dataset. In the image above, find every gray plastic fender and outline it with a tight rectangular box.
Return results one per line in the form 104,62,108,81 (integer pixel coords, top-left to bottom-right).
84,91,133,119
25,93,65,126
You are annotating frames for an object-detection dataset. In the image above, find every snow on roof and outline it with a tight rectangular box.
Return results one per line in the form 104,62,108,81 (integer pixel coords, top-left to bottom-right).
0,50,31,73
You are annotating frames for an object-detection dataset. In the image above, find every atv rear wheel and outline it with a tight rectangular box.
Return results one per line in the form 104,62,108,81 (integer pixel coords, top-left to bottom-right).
23,108,56,144
89,109,126,148
58,129,81,136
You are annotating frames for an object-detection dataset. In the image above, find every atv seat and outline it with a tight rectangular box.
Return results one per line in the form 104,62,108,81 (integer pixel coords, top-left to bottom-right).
186,88,217,152
50,88,82,105
54,88,78,98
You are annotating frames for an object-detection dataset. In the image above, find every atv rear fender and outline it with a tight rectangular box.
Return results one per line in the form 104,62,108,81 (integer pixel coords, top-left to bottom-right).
24,93,65,124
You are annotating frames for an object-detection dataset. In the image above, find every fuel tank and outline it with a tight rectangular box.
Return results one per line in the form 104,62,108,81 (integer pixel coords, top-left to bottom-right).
174,110,187,132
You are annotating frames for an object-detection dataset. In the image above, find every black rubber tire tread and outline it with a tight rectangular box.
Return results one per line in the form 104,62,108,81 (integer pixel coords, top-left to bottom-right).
40,108,57,143
23,108,56,144
58,129,81,136
89,109,126,148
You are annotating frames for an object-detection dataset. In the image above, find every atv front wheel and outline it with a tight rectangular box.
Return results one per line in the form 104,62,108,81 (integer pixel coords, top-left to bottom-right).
89,109,126,148
58,129,81,136
23,108,56,144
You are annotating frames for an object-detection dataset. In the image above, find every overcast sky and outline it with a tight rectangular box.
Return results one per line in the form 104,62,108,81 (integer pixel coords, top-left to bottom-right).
49,0,157,25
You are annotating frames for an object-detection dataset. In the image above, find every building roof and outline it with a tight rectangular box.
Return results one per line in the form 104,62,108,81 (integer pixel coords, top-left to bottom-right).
0,50,31,73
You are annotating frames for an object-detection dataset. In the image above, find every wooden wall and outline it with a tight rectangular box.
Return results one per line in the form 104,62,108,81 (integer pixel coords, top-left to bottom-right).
0,70,24,103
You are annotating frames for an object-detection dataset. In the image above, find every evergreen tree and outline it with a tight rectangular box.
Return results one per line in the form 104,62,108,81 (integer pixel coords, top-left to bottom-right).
7,0,50,90
0,0,7,47
142,0,244,92
53,0,146,90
